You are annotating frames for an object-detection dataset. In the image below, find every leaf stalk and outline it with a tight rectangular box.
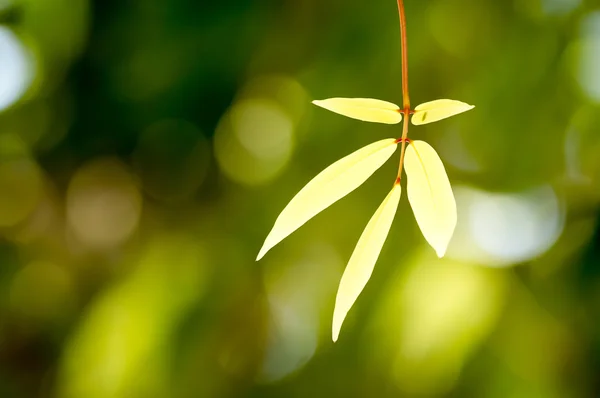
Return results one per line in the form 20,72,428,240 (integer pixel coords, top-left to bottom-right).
396,0,411,181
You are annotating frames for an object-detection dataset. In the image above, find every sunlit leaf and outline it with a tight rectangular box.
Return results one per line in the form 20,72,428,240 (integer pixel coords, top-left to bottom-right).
404,140,456,257
257,139,398,260
411,99,474,125
332,184,401,342
312,98,402,124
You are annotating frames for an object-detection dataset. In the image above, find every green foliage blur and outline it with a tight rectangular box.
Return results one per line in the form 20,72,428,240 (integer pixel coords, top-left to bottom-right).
1,0,600,397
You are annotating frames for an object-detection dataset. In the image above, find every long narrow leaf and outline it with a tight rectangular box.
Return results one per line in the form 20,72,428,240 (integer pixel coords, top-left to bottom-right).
332,184,401,342
313,98,402,124
404,140,456,257
257,139,398,260
411,99,474,125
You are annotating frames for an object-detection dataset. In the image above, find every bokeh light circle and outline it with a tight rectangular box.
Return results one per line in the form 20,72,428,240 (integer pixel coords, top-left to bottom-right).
0,26,34,112
447,185,563,266
215,99,294,186
67,158,142,250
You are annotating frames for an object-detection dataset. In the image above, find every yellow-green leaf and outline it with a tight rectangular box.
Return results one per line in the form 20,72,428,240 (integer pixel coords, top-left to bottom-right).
257,139,398,261
404,140,456,258
411,99,474,125
312,98,402,124
332,184,401,342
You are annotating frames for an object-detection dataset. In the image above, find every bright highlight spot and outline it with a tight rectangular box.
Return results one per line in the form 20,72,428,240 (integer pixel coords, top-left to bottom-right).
0,27,33,112
371,253,506,396
215,98,295,185
234,100,293,160
447,186,563,266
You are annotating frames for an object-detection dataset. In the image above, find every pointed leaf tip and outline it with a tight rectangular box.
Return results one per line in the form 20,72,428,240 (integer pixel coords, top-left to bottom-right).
256,248,267,262
411,99,474,125
332,184,401,342
313,98,402,124
257,139,398,260
404,140,456,258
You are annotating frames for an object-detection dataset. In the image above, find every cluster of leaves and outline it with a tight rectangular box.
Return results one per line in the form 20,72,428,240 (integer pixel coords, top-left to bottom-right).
258,97,474,341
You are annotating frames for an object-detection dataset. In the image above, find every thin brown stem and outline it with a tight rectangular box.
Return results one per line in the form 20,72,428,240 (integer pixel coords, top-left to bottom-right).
396,117,409,182
395,0,411,182
397,0,410,109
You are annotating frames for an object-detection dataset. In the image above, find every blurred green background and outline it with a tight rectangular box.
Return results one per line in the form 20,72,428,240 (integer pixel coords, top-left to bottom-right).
1,0,600,397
